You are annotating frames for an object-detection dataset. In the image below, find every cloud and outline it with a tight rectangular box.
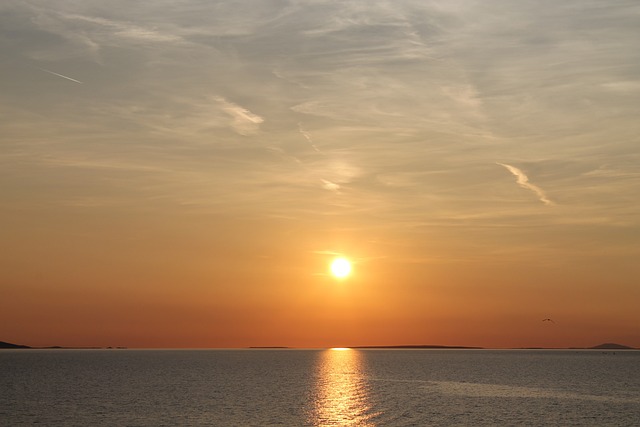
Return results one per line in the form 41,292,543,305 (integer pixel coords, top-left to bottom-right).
298,123,320,152
215,97,264,135
60,13,184,44
2,0,637,232
312,250,343,256
441,84,482,110
601,81,640,92
321,179,340,192
498,163,554,206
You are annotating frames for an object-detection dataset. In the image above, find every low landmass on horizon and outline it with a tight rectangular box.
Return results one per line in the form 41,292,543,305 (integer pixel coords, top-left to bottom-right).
2,340,636,350
0,341,125,350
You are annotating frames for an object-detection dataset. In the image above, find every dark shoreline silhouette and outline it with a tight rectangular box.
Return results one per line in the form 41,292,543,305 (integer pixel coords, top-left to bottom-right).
353,345,483,349
2,340,636,350
586,342,635,350
0,341,126,350
249,346,289,349
0,341,30,349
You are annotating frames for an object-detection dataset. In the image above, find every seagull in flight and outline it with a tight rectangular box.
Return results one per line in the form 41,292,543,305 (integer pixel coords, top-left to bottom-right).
542,318,556,324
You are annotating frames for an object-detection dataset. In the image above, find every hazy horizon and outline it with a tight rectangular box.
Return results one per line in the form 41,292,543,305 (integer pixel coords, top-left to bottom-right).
2,338,637,350
1,0,639,349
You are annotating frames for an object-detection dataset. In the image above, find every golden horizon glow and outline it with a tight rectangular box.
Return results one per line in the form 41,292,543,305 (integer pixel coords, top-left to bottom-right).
330,258,352,279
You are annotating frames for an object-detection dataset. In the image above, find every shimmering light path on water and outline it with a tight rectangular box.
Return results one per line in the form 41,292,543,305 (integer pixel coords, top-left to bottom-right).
311,348,377,426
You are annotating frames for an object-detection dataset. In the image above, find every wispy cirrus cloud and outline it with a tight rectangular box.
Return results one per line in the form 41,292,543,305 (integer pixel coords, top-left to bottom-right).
214,97,264,136
498,163,554,206
10,5,186,63
60,13,184,44
321,179,340,192
298,123,320,152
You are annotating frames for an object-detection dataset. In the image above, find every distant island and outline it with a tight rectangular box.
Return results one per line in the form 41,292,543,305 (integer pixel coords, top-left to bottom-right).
0,341,30,349
588,343,635,350
353,344,483,349
248,346,290,349
354,343,638,350
0,341,126,350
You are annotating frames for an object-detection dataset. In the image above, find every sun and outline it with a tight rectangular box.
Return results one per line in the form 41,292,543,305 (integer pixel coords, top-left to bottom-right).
330,257,352,279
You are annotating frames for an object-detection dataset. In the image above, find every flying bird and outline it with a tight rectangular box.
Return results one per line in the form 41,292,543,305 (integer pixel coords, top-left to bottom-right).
542,318,556,324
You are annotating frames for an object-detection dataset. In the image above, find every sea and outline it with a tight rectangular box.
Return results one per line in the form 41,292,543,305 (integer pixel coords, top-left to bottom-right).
1,348,639,426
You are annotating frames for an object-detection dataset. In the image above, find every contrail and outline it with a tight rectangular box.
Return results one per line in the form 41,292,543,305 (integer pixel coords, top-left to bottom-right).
40,68,83,84
497,163,554,206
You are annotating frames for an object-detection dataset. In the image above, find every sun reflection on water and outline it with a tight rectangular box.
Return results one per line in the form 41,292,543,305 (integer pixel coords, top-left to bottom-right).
309,348,376,426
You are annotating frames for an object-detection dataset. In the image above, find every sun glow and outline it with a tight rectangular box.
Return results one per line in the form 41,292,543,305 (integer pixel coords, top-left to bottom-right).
330,258,352,279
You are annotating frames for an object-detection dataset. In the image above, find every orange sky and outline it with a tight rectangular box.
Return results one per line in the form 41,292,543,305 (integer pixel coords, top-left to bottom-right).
1,1,639,348
4,211,638,348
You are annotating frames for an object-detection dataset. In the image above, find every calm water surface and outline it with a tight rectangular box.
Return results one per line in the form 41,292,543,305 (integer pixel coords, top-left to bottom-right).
1,349,639,426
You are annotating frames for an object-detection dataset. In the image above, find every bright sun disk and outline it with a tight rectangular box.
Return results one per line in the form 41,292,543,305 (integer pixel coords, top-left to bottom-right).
330,257,352,279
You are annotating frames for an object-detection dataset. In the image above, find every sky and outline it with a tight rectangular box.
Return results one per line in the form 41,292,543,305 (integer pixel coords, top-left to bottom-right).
1,0,639,349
